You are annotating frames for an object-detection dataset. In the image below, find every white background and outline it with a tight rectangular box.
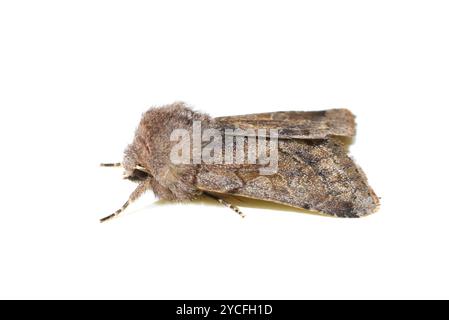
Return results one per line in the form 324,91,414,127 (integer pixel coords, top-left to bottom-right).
1,1,448,300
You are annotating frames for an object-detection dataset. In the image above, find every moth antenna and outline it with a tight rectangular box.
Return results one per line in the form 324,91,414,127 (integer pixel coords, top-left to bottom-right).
100,162,122,167
100,182,149,223
205,192,245,218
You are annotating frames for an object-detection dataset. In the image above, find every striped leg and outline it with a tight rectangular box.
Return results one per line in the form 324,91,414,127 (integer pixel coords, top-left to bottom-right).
100,163,122,167
100,201,130,223
205,192,245,218
100,182,149,223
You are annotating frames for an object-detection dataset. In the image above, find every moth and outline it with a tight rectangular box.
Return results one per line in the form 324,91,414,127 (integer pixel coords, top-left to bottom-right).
100,102,379,222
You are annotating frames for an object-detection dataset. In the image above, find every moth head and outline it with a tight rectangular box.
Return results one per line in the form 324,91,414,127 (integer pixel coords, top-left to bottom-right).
99,145,153,223
122,145,153,183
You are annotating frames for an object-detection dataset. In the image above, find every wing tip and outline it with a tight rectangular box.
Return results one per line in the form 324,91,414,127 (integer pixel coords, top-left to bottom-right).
325,108,356,137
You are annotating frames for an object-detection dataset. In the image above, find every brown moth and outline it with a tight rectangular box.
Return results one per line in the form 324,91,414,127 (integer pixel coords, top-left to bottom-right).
100,102,379,222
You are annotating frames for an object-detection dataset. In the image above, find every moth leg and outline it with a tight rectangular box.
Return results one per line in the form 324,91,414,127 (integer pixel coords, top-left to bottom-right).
205,192,245,218
100,182,149,223
100,200,130,223
100,162,122,167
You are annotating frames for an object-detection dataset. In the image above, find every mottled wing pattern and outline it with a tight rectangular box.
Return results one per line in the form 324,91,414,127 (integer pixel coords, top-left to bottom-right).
214,109,355,139
195,138,379,217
